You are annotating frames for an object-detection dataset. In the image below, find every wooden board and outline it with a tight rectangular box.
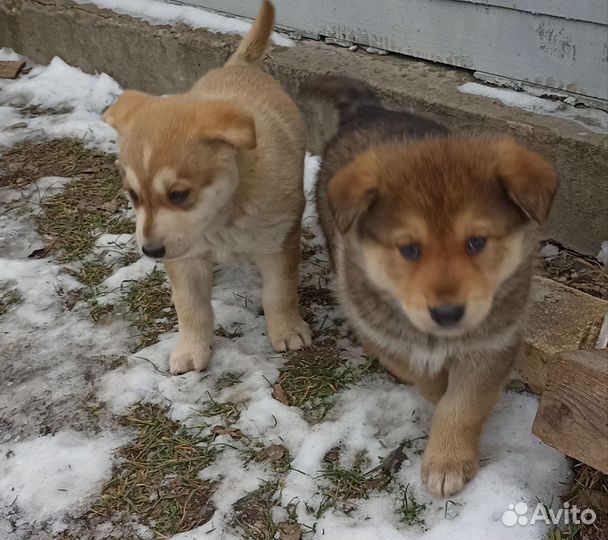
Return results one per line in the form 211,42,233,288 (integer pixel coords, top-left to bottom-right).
0,60,25,79
533,349,608,473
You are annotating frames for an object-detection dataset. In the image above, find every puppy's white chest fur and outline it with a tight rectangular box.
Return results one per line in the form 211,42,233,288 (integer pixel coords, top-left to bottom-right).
343,297,451,374
198,218,292,262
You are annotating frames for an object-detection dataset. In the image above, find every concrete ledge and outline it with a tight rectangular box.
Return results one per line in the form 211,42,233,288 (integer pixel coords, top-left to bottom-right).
1,0,607,254
517,277,608,394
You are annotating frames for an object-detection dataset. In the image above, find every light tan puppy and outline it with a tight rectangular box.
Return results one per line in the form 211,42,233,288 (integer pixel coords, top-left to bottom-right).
104,1,311,374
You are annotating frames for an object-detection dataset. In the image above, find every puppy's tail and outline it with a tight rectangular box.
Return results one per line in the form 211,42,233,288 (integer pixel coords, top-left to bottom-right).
226,1,275,67
302,75,381,124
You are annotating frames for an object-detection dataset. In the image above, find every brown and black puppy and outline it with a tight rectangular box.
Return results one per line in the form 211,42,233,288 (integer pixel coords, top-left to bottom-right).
307,76,557,497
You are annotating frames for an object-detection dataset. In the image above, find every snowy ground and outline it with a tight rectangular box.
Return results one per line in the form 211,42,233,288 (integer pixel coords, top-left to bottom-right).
0,51,572,540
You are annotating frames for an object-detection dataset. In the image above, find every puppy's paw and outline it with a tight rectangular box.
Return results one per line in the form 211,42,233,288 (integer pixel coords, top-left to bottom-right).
169,339,212,375
421,451,479,497
267,314,312,352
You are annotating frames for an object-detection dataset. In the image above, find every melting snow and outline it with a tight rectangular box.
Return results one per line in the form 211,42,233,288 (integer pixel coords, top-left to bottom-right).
0,431,126,524
71,0,294,47
459,82,608,134
0,49,120,152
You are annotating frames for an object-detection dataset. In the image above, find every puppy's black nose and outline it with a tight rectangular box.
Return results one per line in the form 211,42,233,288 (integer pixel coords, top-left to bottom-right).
429,304,465,327
142,245,166,259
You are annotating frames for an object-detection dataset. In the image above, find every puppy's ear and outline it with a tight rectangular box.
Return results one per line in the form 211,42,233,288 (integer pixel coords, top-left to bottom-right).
103,90,151,133
493,138,557,223
197,102,257,149
328,153,379,234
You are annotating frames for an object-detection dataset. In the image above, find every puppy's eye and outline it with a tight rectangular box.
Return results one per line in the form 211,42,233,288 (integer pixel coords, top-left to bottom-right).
466,236,487,256
127,189,139,204
169,190,189,205
399,243,422,261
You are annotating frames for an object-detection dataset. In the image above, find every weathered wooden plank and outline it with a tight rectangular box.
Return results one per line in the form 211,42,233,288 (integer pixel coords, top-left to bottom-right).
0,60,25,79
532,349,608,473
517,277,608,394
182,0,608,100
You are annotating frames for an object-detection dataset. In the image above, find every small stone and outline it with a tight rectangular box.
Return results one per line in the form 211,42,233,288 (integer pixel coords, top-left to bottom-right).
365,46,389,55
278,522,302,540
505,379,527,393
324,450,340,463
540,243,559,258
264,444,286,462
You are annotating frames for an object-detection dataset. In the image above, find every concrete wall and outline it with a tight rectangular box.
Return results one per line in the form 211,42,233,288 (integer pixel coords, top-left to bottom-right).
1,0,606,255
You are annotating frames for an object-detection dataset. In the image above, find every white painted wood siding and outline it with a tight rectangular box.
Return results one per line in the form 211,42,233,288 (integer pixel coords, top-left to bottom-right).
172,0,608,101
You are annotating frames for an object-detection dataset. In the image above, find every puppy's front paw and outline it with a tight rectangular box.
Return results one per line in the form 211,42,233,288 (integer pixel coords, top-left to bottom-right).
421,450,479,497
267,314,312,352
169,338,212,375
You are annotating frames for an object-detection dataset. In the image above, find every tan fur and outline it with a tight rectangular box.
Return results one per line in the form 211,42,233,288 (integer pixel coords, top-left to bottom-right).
104,1,311,374
225,0,276,66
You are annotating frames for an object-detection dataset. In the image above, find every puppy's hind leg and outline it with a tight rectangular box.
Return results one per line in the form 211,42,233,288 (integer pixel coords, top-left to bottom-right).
254,226,312,352
165,257,214,374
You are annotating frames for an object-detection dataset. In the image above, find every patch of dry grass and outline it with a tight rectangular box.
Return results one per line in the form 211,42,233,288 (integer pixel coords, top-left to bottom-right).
0,282,23,317
315,448,370,516
2,138,97,188
319,463,368,512
123,269,176,350
398,483,428,528
73,260,115,289
37,180,133,263
214,323,244,339
232,482,280,540
89,301,116,322
200,394,241,425
71,253,142,323
548,462,608,539
215,371,244,391
274,339,375,422
91,403,217,538
242,444,293,475
298,283,345,338
2,139,134,262
315,442,420,522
